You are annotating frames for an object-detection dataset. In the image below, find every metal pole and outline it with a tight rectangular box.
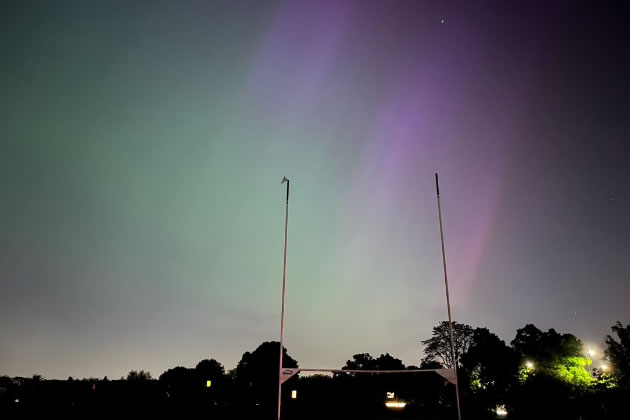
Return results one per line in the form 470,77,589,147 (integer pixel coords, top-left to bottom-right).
435,173,462,420
278,177,290,420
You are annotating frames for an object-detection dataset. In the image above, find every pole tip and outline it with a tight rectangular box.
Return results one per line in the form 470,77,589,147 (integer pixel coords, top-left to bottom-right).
435,173,440,195
281,176,289,184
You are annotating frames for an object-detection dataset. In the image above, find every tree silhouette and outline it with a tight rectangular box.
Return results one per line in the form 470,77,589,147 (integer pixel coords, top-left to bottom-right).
126,370,152,381
511,324,582,366
196,358,225,384
233,341,298,414
509,324,591,418
462,327,520,389
374,353,405,370
510,323,591,388
158,365,199,407
337,353,408,417
4,329,627,419
194,358,227,408
159,366,192,384
421,321,474,368
458,328,520,418
342,353,377,370
605,321,630,389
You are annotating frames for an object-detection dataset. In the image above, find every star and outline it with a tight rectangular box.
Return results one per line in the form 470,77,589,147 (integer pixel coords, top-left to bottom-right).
441,19,445,23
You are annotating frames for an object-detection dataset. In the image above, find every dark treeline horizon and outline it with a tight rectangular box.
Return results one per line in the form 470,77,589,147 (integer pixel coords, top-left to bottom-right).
1,319,624,380
1,320,628,419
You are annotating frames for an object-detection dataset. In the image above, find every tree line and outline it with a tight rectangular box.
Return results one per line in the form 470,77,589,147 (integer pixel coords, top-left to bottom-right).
0,321,628,419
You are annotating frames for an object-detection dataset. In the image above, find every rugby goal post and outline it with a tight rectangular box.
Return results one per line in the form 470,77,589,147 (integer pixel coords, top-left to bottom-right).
277,174,462,420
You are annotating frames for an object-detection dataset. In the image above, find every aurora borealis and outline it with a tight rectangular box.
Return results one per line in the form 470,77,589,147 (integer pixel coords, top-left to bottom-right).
1,1,628,379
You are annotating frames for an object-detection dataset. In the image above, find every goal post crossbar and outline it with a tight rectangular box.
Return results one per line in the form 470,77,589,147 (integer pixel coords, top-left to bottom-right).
280,367,456,385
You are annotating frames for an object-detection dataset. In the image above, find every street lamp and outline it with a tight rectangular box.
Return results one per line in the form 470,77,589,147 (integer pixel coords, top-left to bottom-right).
586,350,594,373
525,361,534,370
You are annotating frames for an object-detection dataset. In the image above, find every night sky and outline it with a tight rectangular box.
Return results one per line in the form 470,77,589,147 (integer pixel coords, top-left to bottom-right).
1,1,629,379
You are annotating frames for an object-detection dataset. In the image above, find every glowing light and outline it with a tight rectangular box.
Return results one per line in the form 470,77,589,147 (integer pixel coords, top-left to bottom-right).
386,391,395,399
587,349,596,357
385,401,406,408
600,364,608,371
206,380,212,388
291,390,297,399
496,405,508,416
525,361,534,369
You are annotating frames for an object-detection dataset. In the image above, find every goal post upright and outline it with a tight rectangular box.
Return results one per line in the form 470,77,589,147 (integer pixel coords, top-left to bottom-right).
435,173,463,420
277,176,290,420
